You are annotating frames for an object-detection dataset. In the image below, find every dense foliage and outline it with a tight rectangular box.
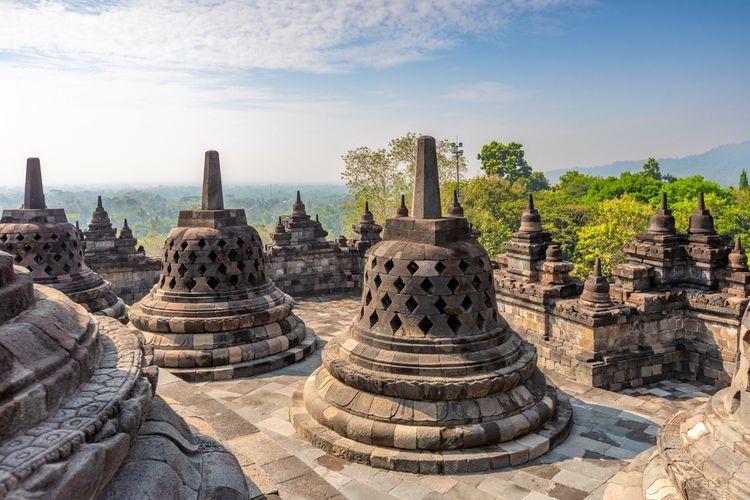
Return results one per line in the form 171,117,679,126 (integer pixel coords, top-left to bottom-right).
462,160,750,278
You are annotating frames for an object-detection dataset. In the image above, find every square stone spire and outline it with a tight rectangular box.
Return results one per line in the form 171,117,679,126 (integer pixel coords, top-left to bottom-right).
411,136,441,219
201,150,224,210
23,157,46,210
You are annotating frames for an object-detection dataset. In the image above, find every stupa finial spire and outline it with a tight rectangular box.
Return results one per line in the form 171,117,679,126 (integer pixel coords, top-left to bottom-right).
660,192,668,211
412,135,441,219
97,195,103,209
697,191,705,210
201,150,224,210
23,158,46,209
528,193,535,211
593,256,602,277
396,193,409,217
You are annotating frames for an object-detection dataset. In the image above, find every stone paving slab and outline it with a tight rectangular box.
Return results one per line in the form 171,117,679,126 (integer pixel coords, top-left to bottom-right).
182,296,718,499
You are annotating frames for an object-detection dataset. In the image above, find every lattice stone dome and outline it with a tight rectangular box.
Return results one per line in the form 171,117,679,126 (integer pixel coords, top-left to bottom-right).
0,158,127,321
129,150,316,381
291,136,572,473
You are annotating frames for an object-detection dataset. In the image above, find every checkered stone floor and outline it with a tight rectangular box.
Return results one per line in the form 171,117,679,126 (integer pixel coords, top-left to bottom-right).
180,296,718,500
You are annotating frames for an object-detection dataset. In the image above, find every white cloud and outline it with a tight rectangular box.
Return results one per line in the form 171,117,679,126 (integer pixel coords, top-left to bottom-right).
0,0,582,73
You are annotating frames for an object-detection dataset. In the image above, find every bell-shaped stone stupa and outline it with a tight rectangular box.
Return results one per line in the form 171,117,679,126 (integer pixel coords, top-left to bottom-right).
291,136,572,473
129,151,316,381
0,250,248,498
0,158,127,321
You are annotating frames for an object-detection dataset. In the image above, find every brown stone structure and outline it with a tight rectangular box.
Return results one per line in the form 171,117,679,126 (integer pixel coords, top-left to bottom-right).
83,196,160,304
129,150,316,381
291,135,572,473
0,158,127,322
495,192,750,390
265,193,380,297
604,305,750,499
0,250,248,498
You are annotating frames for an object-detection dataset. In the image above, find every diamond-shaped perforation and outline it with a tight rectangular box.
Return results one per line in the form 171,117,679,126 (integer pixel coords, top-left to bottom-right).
237,261,246,271
168,277,176,289
447,277,459,293
229,275,239,286
365,290,372,305
420,278,433,293
472,275,482,290
381,292,392,310
461,296,472,311
198,264,207,275
447,315,461,333
435,261,446,274
374,275,382,289
236,237,245,248
33,233,42,241
217,239,226,249
62,263,70,273
371,257,377,268
434,297,447,314
407,261,419,275
384,259,394,273
390,314,402,333
186,278,197,291
173,251,180,263
180,240,188,250
218,263,227,275
393,277,405,292
369,310,379,328
228,249,238,260
417,316,433,334
207,276,220,289
177,264,187,276
208,250,217,261
405,296,418,312
458,260,470,273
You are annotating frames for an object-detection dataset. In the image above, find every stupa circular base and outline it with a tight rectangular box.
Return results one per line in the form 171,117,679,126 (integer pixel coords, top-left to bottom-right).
290,375,572,474
163,326,318,382
604,387,750,500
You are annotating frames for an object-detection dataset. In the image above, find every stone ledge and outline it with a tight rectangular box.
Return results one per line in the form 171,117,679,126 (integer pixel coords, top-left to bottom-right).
163,327,318,382
290,383,572,474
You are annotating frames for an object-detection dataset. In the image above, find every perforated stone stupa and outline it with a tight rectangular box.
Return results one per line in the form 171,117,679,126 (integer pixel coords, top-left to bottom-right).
291,136,572,473
0,249,248,498
129,150,316,381
0,158,127,321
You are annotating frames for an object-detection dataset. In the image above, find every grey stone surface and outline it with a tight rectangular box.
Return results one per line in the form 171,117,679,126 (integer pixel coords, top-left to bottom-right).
412,136,441,219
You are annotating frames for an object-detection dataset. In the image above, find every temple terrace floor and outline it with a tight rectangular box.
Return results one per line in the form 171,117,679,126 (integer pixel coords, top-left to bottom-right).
156,296,717,500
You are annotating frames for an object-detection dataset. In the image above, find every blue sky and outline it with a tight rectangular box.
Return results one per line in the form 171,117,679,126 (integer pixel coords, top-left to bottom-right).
1,0,748,187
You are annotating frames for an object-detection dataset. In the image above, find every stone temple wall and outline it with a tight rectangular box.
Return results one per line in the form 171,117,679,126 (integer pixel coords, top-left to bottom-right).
87,258,161,304
494,193,750,391
265,193,381,298
265,245,364,297
82,198,160,305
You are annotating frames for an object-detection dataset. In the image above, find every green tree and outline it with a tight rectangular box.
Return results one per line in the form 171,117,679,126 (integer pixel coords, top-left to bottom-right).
522,171,551,192
476,141,532,184
341,146,407,226
642,157,661,180
388,132,467,186
574,195,651,278
740,169,748,190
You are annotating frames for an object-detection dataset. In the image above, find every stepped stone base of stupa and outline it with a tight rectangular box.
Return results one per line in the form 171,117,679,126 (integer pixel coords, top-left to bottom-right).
604,386,750,500
290,373,572,473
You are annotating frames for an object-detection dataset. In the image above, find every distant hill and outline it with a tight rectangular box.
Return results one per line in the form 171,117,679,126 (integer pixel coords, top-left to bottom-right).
544,139,750,187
